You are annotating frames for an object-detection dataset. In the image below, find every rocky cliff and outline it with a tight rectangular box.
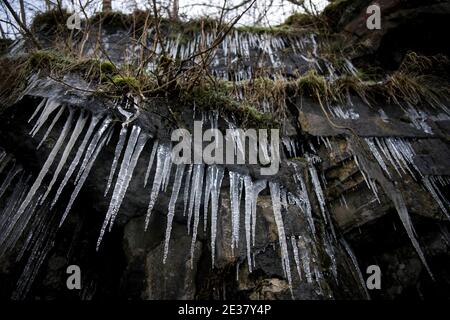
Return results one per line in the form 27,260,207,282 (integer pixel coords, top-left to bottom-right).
0,1,449,300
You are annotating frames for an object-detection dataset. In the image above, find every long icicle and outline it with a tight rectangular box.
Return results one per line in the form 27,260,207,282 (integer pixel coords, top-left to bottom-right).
190,164,204,268
51,114,100,208
15,110,75,220
163,164,185,264
210,165,224,267
144,140,158,187
104,126,128,196
98,126,148,249
269,181,293,294
145,143,171,230
244,175,253,272
59,117,112,227
40,110,87,204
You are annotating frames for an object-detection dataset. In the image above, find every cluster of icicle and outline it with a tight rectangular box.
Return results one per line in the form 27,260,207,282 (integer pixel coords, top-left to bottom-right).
0,98,343,298
141,29,309,75
0,147,60,300
105,28,358,115
363,136,449,220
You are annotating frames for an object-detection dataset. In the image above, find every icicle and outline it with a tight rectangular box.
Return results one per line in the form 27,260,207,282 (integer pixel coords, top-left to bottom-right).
28,98,47,124
365,138,391,179
40,111,87,204
252,180,267,246
341,239,370,300
324,233,338,280
210,166,224,267
308,162,336,238
76,115,112,182
229,171,243,252
104,126,128,196
298,236,312,283
145,143,171,230
183,164,193,217
15,111,74,222
52,114,100,207
0,163,23,201
144,140,158,187
0,173,30,247
59,117,112,227
29,99,60,136
291,236,302,280
163,164,185,264
244,175,253,273
423,176,449,220
161,147,173,192
97,126,148,249
187,164,203,233
190,164,204,268
36,106,65,149
269,181,293,293
203,166,213,232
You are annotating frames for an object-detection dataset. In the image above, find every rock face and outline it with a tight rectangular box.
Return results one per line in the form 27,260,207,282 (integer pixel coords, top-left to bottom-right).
0,1,449,300
323,0,450,68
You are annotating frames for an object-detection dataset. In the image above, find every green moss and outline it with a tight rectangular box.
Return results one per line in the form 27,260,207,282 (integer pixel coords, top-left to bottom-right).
111,75,139,90
100,61,115,74
179,85,277,128
295,70,328,97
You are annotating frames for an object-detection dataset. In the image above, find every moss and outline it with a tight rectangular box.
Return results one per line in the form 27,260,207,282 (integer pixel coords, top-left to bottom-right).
100,61,115,74
295,70,329,98
111,75,139,90
236,24,290,36
178,85,277,128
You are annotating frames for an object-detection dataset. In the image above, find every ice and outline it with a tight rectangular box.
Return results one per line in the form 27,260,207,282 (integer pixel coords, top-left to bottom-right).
76,115,113,182
51,114,100,208
209,165,224,267
365,138,391,179
145,143,171,230
59,117,112,227
288,161,315,236
252,180,267,246
244,176,253,272
189,164,204,267
0,163,23,201
0,173,30,249
269,181,292,292
423,176,449,220
183,164,193,217
291,236,302,280
27,98,47,124
97,126,148,249
15,110,74,222
308,161,336,238
298,236,312,283
144,140,158,187
36,106,65,150
163,164,185,264
341,239,370,300
40,110,87,204
29,99,60,137
229,171,243,252
324,233,338,280
104,126,128,196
